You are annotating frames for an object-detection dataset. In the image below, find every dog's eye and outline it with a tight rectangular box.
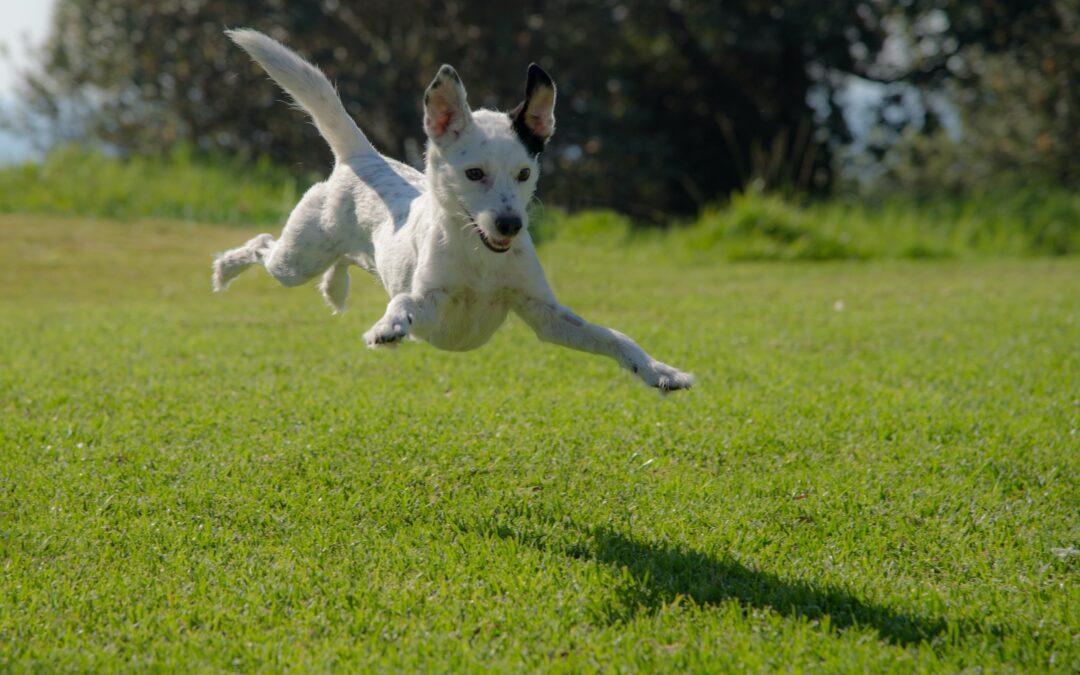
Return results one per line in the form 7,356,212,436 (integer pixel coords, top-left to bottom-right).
517,168,531,182
465,168,485,181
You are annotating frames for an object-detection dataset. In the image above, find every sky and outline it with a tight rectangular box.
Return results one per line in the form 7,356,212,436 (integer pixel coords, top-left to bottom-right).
0,0,55,96
0,0,56,163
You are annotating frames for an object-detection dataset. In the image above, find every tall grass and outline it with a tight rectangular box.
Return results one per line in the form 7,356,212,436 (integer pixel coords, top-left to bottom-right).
539,189,1079,259
0,145,310,226
2,147,1076,258
677,188,1080,259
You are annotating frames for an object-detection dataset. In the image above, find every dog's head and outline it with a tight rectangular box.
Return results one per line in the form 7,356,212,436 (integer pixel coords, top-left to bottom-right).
423,63,556,253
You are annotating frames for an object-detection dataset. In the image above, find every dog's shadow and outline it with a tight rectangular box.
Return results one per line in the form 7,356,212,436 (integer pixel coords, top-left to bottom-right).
474,514,975,647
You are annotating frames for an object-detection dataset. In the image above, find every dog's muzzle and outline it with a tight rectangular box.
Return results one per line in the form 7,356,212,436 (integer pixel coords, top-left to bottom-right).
460,203,515,253
474,225,512,253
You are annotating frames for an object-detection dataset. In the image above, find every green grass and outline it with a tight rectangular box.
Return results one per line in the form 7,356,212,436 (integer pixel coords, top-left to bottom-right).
0,214,1077,671
3,148,1077,258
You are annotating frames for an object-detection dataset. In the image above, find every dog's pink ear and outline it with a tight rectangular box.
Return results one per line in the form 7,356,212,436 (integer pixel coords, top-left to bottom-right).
510,64,556,156
424,65,473,145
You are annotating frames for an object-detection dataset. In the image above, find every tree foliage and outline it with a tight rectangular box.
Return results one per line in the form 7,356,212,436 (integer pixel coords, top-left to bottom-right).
6,0,1069,220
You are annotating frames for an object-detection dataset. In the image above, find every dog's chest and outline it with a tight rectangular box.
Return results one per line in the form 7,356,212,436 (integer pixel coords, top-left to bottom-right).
419,288,513,352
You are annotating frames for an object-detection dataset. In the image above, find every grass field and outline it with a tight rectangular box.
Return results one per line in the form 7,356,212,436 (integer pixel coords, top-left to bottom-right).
1,214,1077,671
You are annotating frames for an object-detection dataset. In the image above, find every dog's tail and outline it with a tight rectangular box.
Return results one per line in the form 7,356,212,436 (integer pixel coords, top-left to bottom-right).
226,28,374,162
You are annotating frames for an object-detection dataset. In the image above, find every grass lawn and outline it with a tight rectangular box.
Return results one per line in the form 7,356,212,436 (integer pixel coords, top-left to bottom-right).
1,214,1077,671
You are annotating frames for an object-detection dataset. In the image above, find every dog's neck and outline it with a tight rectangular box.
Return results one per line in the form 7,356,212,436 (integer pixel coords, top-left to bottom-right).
419,173,461,218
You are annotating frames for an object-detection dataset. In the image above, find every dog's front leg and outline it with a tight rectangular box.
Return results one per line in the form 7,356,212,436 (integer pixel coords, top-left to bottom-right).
363,291,443,348
514,296,694,391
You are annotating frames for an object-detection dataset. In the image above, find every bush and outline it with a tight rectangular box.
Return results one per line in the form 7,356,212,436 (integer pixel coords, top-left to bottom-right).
682,192,868,261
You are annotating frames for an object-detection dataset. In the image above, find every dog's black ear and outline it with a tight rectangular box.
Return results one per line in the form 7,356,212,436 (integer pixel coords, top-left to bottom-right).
509,63,556,156
424,64,473,146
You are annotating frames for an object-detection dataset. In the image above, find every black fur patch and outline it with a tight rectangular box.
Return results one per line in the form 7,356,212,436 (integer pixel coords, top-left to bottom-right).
509,63,555,157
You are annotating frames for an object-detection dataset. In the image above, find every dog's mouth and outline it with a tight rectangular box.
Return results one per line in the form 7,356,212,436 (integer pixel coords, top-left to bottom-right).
473,224,512,253
459,203,513,253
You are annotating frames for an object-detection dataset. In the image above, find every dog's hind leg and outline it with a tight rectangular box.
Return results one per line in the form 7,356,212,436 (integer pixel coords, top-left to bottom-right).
319,261,350,313
215,182,342,290
212,233,275,291
260,183,345,289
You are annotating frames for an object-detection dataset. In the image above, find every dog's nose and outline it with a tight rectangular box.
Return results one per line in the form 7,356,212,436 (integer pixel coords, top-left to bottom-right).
495,215,522,237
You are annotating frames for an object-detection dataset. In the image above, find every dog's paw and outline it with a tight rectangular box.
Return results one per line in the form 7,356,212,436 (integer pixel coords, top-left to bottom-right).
639,360,695,393
363,319,409,348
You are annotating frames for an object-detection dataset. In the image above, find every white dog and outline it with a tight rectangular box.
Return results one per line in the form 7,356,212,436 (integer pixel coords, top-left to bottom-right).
213,29,693,391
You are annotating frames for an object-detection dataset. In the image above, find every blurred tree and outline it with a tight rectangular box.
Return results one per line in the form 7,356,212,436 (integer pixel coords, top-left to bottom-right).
852,1,1078,195
4,0,1070,220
